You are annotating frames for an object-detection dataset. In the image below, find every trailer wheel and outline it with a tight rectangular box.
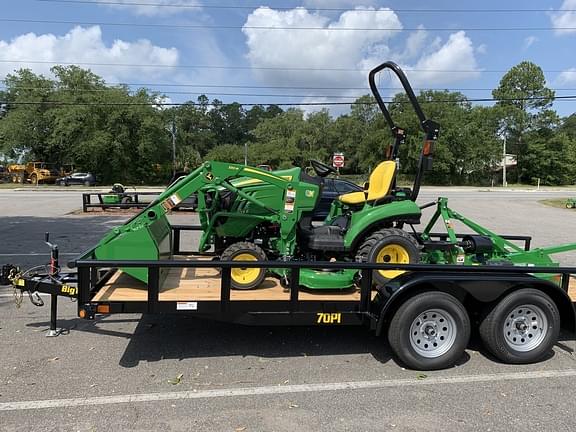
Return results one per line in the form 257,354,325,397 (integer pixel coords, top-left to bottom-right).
387,291,470,370
221,242,267,290
357,228,419,286
479,289,560,364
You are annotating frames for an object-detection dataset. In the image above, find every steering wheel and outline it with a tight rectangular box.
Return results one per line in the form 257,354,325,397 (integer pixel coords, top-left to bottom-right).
310,159,336,178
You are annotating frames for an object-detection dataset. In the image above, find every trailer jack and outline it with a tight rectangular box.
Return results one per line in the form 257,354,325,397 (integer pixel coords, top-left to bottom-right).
6,233,79,337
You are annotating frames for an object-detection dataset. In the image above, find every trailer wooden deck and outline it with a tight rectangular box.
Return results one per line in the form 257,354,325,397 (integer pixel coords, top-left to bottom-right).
93,266,367,302
93,267,576,303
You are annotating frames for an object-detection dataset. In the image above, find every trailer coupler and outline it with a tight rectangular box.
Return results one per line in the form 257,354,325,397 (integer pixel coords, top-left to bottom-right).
7,267,78,337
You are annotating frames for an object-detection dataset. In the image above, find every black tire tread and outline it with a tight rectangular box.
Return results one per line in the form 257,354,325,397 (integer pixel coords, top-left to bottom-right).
220,242,267,290
387,291,471,370
479,288,560,364
356,228,420,285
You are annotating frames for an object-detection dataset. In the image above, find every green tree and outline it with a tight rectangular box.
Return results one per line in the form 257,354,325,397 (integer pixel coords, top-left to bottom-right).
492,61,555,183
0,69,55,159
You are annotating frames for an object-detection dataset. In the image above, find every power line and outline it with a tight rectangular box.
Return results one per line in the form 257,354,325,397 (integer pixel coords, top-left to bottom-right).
32,0,576,14
1,18,574,32
2,95,574,107
1,86,575,98
2,59,571,74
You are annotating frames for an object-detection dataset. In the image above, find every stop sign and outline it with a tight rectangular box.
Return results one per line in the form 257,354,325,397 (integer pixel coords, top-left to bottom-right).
332,153,345,168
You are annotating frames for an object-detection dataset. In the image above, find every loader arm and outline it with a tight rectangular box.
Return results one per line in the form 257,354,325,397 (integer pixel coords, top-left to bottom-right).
90,161,296,284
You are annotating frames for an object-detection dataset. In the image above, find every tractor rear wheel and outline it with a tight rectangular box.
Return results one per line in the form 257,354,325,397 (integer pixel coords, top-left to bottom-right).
357,228,420,286
221,242,267,290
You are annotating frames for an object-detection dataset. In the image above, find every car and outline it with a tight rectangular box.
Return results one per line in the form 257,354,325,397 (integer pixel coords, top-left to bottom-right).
313,177,363,220
56,172,96,186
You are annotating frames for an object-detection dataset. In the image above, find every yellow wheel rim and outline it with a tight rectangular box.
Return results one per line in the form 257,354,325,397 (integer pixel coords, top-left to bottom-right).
231,253,261,286
375,244,410,280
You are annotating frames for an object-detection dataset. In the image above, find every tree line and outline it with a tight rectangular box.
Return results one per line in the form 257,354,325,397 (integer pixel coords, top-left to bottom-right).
0,62,575,185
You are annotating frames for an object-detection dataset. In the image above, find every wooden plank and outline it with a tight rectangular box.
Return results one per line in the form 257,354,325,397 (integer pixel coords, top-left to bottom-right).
568,277,576,301
92,267,365,302
92,263,576,304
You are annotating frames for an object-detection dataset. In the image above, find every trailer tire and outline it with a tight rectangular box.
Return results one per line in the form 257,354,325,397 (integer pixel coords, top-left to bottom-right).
387,291,470,370
357,228,419,286
221,242,267,290
479,289,560,364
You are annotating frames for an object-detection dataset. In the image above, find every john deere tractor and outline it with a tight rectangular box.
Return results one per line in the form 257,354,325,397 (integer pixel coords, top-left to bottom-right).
89,61,574,291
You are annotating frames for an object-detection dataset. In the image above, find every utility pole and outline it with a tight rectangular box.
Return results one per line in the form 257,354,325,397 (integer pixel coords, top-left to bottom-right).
502,136,507,188
244,142,248,166
166,121,177,178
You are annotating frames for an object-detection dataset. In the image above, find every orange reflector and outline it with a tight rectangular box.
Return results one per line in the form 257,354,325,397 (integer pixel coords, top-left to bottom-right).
552,274,562,284
423,140,434,156
78,309,86,319
97,304,110,314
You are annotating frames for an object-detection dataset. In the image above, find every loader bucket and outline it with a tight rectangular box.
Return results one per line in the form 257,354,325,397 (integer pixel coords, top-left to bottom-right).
92,210,172,285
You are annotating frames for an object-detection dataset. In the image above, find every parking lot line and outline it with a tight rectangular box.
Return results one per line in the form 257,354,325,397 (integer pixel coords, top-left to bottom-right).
1,369,576,412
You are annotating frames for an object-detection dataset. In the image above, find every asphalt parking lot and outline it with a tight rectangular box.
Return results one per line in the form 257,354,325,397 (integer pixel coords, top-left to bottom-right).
2,187,576,431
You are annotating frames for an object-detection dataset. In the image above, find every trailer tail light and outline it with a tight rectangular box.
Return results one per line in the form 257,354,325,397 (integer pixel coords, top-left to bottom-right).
97,304,110,314
79,309,87,318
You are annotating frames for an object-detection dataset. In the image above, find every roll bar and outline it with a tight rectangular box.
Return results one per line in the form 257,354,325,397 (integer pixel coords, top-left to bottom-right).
368,61,440,201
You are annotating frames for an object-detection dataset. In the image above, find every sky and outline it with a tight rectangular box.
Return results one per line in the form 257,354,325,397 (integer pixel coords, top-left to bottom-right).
0,0,575,116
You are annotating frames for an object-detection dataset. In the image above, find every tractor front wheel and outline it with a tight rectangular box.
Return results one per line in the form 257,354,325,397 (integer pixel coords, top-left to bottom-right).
221,242,267,290
357,228,420,286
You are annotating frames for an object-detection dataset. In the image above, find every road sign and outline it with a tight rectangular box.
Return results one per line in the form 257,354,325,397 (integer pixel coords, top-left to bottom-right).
332,152,345,168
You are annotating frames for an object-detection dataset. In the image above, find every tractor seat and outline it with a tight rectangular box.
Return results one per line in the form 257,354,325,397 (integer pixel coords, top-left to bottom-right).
339,161,395,205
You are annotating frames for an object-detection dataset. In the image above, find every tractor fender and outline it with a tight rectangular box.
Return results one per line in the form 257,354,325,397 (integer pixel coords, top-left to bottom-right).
374,271,575,336
344,200,422,250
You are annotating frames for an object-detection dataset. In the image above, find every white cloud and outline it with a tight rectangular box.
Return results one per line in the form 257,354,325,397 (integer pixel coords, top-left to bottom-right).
242,7,481,112
303,0,377,8
0,26,179,83
406,31,480,86
557,68,576,85
243,7,402,89
550,0,576,35
476,44,487,54
523,36,538,50
105,0,202,17
402,26,428,60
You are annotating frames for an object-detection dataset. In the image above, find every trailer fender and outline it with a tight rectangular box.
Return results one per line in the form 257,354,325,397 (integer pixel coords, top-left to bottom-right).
375,272,575,336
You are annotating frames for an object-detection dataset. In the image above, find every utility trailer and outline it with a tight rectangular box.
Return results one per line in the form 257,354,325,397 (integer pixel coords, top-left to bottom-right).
6,225,576,371
5,60,576,370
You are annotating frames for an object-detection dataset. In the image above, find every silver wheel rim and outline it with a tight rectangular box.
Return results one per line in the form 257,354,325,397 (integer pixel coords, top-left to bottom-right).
409,308,457,358
503,304,548,352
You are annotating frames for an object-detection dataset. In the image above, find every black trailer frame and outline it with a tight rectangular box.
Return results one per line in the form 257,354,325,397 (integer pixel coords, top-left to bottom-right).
82,191,159,212
10,224,575,339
